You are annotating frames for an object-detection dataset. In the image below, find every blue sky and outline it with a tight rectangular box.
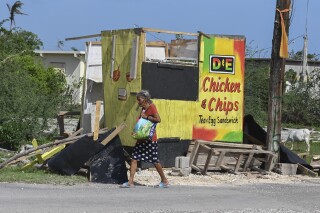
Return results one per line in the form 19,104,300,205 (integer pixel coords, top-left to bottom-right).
1,0,319,57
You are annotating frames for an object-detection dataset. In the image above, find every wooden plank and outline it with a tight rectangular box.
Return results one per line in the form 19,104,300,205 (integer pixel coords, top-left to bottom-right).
93,101,101,141
197,31,210,39
65,33,101,41
195,163,217,167
215,151,226,168
193,150,201,167
265,154,277,171
40,128,83,154
32,139,43,163
220,165,233,172
69,128,84,137
243,152,254,172
199,143,211,151
165,44,169,58
146,41,166,47
243,145,257,172
8,153,38,166
234,154,244,173
56,114,65,136
41,145,66,161
297,163,318,177
202,149,214,175
251,166,268,175
142,28,198,36
22,129,84,170
211,148,276,155
56,111,81,136
101,123,126,146
189,141,200,167
191,164,202,172
195,140,263,150
186,146,195,156
58,111,81,116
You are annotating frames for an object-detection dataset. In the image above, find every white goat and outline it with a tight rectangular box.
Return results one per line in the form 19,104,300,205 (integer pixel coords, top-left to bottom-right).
286,129,312,152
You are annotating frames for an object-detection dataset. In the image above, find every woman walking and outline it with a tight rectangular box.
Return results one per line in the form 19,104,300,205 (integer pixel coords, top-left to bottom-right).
122,90,169,188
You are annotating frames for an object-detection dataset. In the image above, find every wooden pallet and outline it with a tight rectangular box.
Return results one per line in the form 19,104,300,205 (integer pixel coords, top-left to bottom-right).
189,140,277,175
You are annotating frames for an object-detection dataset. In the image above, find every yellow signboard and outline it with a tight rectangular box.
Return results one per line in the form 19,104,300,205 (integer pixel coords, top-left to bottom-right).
192,35,245,142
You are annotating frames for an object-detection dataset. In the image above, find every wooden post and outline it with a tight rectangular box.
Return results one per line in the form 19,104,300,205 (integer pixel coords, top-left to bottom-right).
93,100,101,141
57,115,65,136
266,0,291,160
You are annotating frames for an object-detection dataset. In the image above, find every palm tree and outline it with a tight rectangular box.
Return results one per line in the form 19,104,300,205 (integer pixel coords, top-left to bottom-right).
6,1,27,31
57,40,64,50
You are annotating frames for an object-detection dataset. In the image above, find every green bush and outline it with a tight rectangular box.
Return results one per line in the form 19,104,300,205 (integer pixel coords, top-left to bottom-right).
244,60,269,125
245,59,320,129
0,26,68,150
282,68,320,127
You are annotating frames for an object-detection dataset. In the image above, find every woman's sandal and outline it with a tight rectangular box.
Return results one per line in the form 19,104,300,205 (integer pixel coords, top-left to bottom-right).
157,182,169,188
120,182,135,188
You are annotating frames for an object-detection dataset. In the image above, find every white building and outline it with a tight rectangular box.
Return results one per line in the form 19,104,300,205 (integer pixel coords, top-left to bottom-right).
81,42,104,133
34,50,86,104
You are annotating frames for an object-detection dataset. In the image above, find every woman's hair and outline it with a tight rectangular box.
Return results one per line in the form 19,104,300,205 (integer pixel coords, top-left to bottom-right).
137,90,151,101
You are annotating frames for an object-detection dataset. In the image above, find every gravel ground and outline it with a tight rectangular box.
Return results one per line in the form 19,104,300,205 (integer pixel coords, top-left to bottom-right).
132,169,319,187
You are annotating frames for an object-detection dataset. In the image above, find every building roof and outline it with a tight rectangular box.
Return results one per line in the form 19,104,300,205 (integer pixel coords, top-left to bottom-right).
34,50,86,56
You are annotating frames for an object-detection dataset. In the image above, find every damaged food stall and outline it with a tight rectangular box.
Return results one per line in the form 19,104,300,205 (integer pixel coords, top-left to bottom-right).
101,28,246,151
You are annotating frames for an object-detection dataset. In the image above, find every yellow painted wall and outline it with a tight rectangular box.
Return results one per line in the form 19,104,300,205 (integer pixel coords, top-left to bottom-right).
101,29,145,146
153,100,196,139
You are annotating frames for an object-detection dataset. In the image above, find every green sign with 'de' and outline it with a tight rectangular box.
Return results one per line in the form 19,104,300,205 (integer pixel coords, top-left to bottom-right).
210,55,235,74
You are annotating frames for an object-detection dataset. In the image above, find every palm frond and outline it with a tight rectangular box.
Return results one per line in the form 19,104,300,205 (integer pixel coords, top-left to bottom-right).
6,1,27,30
6,3,11,12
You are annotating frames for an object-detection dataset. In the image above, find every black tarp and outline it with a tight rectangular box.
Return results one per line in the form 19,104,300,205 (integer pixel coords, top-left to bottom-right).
48,128,113,175
88,135,128,184
243,114,312,170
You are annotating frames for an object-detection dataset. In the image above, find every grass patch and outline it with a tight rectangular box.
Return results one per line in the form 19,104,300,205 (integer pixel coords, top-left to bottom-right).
284,140,320,163
0,150,87,185
0,151,14,163
0,166,88,185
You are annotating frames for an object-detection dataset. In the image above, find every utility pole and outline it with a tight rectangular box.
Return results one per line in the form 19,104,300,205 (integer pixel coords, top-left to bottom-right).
266,0,291,162
301,0,309,82
300,34,308,82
